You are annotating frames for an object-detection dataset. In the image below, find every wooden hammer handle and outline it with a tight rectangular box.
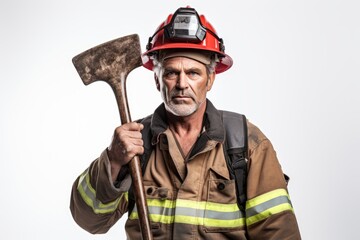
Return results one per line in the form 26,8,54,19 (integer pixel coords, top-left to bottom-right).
112,79,153,240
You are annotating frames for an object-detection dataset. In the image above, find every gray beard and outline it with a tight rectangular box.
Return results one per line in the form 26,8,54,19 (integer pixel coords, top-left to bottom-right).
164,102,198,117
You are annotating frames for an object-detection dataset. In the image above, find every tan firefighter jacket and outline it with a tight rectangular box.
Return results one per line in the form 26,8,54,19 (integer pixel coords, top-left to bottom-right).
70,100,301,239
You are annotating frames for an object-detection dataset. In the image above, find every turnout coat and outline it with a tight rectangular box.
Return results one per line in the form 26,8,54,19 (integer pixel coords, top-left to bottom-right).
70,100,301,239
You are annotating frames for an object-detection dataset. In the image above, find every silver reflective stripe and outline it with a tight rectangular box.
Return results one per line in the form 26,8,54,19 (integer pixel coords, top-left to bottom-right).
246,195,292,217
245,189,295,226
133,204,244,220
146,205,174,216
130,198,246,227
205,209,243,220
77,169,122,214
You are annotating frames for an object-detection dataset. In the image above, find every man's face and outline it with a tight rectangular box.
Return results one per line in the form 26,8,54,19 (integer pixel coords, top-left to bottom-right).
156,57,215,117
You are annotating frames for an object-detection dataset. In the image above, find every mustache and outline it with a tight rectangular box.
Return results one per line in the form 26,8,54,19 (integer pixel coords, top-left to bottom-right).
169,89,195,99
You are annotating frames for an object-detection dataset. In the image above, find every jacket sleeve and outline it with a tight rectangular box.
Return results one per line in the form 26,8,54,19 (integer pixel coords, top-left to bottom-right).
245,121,301,240
70,149,131,234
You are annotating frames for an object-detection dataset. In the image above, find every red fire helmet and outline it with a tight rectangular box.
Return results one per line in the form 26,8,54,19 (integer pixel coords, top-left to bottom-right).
142,7,233,74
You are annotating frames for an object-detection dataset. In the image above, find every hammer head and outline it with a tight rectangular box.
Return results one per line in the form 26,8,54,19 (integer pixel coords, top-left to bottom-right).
72,34,142,86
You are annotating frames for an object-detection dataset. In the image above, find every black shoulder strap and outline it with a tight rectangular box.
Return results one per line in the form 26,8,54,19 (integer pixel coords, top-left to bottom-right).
139,115,153,170
221,111,248,211
127,115,153,216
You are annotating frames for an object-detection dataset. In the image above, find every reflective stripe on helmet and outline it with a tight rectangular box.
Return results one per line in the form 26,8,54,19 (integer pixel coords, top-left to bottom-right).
129,198,245,228
77,169,124,214
245,189,294,226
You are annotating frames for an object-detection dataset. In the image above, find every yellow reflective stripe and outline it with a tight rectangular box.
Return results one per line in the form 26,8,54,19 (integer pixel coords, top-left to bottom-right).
176,199,240,212
246,189,289,208
204,201,240,212
130,212,174,224
124,191,129,202
147,197,176,208
145,198,240,212
204,218,243,228
246,188,294,226
77,169,123,214
129,198,245,228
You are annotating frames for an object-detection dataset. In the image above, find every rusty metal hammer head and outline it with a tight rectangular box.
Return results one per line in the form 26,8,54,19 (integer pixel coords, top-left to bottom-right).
72,34,143,123
72,34,142,86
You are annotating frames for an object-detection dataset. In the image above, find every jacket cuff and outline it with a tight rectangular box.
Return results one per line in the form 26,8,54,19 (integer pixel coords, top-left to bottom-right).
98,149,132,196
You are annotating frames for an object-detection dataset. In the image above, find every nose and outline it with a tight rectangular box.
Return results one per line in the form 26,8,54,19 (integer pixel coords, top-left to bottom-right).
176,72,188,89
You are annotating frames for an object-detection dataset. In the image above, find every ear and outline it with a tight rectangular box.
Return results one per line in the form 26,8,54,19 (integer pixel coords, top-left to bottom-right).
206,72,216,91
154,73,160,91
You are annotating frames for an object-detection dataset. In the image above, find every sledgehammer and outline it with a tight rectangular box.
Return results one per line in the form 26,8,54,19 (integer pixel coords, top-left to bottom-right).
72,34,153,240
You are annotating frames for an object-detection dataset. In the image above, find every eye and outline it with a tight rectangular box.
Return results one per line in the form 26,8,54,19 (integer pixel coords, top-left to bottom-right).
163,70,178,80
187,71,200,79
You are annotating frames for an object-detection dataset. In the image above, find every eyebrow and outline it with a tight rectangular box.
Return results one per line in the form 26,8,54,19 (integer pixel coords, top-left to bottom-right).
163,66,179,73
163,66,203,73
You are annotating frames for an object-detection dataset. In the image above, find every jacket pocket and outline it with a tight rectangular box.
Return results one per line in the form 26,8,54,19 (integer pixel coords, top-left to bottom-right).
144,181,173,200
142,181,172,238
207,168,237,204
203,168,244,235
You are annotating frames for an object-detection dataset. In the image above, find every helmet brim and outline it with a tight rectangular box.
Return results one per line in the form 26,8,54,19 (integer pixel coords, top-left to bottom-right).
142,43,233,74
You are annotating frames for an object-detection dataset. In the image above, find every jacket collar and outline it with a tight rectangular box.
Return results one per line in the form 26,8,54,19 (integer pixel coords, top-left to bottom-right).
150,99,225,145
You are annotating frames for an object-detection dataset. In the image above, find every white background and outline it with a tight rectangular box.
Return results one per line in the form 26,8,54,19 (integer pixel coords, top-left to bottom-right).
1,0,359,239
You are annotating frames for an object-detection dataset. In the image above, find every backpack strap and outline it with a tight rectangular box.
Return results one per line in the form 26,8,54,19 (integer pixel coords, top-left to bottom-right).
127,115,153,216
221,111,248,211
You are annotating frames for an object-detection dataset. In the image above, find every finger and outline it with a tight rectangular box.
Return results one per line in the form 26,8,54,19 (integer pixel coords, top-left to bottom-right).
131,145,144,156
123,145,144,158
116,131,142,145
129,131,143,140
122,122,144,131
132,138,143,146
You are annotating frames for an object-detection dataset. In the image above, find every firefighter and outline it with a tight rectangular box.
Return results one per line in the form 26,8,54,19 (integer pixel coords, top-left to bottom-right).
70,6,301,239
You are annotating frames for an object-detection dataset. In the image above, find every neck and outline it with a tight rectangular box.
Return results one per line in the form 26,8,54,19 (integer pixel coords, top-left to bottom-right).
167,102,206,137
